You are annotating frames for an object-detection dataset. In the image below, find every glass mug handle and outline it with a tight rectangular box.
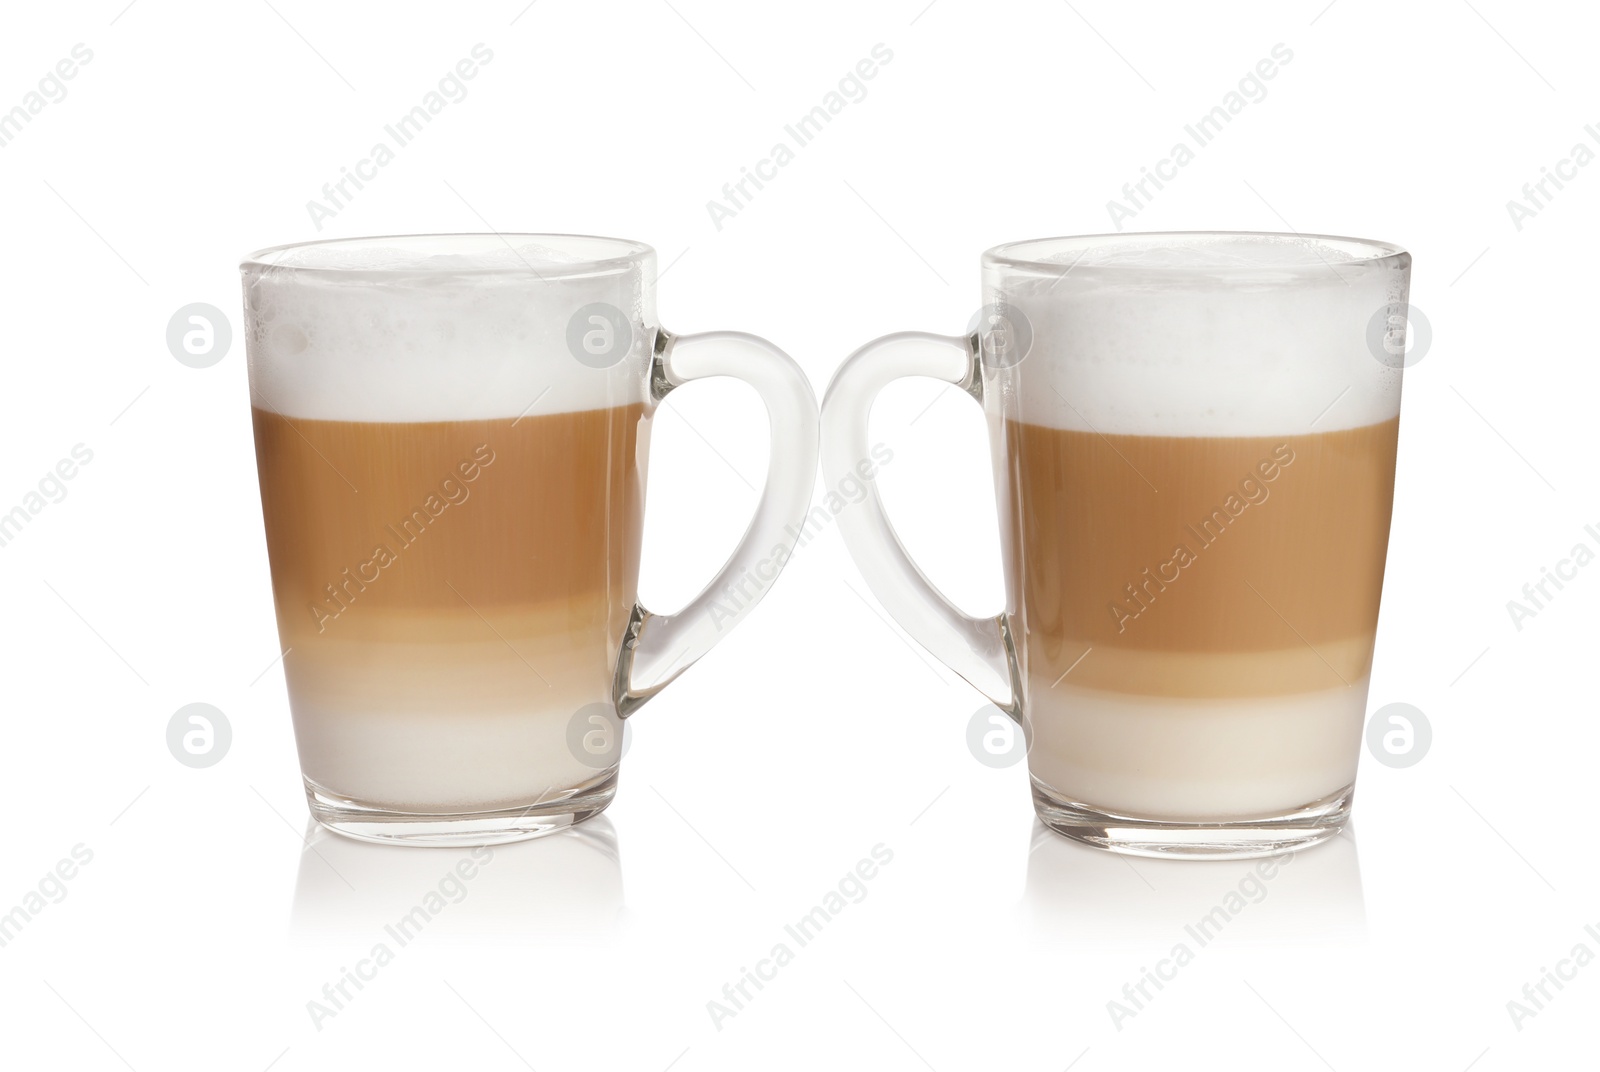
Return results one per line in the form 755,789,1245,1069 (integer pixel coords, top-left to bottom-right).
820,331,1018,712
616,329,820,715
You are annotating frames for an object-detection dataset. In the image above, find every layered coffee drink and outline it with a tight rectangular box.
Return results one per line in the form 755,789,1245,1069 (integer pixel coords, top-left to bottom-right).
244,238,652,814
987,234,1405,822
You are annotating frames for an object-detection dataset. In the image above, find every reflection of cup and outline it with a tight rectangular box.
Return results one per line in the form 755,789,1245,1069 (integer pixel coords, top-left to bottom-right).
1023,819,1365,944
823,232,1410,857
291,815,624,941
241,234,819,845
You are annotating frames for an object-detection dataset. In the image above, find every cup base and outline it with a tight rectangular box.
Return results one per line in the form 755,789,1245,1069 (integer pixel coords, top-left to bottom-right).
1031,779,1353,860
305,770,618,847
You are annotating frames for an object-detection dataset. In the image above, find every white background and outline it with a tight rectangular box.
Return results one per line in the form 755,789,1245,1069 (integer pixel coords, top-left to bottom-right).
1,1,1595,1069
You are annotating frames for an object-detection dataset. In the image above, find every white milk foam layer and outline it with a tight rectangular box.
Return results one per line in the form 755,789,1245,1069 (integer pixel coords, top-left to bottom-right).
242,238,654,422
983,234,1409,436
1027,678,1369,820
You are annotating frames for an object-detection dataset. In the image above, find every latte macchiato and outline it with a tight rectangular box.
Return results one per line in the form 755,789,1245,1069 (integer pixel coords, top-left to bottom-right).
823,230,1407,854
244,232,821,845
244,236,654,817
984,233,1406,827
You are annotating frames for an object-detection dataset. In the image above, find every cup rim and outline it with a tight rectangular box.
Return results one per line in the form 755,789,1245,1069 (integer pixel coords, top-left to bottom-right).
982,230,1409,276
240,232,655,278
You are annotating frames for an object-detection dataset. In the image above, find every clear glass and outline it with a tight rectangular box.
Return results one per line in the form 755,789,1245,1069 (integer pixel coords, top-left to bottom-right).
821,231,1409,858
242,233,819,845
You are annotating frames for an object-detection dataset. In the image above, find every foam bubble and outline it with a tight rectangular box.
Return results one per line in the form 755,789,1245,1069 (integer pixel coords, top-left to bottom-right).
982,233,1409,436
241,235,655,422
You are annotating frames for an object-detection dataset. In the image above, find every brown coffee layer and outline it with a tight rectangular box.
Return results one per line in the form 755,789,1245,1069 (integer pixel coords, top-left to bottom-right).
998,418,1398,697
252,405,647,709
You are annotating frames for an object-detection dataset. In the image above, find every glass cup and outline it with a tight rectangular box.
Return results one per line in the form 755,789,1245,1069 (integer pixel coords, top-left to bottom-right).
241,233,819,845
822,231,1408,858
